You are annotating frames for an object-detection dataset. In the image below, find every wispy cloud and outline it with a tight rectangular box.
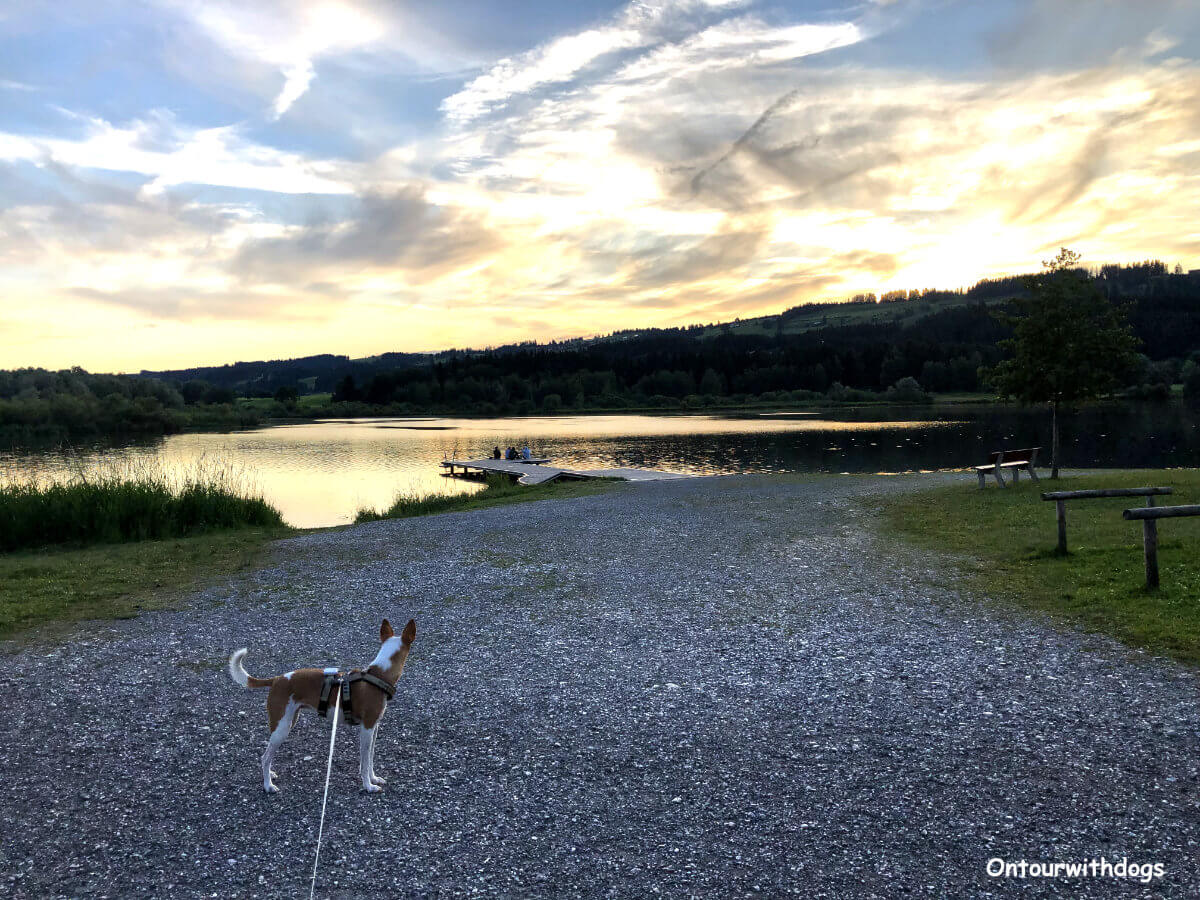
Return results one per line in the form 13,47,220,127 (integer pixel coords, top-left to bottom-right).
441,0,755,124
0,111,353,195
173,0,387,118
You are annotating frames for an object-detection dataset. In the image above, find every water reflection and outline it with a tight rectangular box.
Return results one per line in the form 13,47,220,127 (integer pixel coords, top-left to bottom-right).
1,405,1196,528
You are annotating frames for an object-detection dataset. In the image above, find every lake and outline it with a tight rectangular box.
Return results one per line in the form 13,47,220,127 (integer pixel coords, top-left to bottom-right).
2,404,1196,527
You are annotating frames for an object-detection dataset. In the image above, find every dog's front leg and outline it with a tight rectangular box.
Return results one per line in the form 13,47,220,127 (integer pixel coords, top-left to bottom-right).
359,725,381,792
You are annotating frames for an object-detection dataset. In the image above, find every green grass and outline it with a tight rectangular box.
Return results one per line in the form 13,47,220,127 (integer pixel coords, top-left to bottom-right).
0,463,284,552
297,392,331,409
878,469,1200,664
355,474,616,522
236,397,275,412
0,527,287,640
699,293,998,338
238,393,331,415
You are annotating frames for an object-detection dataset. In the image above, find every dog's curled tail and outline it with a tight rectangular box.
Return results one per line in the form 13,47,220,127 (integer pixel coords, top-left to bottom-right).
228,648,274,689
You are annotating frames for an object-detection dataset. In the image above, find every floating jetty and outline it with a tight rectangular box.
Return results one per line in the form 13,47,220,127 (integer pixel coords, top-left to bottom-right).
441,458,688,486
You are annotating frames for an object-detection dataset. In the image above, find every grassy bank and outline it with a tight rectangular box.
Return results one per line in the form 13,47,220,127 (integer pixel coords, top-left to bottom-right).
0,465,284,552
879,470,1200,664
1,470,612,639
0,528,288,640
356,475,616,522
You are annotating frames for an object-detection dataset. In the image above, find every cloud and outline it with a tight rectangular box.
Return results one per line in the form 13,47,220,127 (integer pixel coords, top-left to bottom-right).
233,185,504,285
0,110,354,195
0,157,249,257
68,284,320,320
274,61,317,119
441,0,756,124
170,0,388,118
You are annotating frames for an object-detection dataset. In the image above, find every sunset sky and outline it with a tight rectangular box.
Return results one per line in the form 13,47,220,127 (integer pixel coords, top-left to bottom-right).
2,0,1199,372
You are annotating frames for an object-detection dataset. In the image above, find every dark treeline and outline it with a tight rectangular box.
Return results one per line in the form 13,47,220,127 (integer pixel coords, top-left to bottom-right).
0,368,260,446
332,304,1006,413
139,351,430,398
327,265,1200,415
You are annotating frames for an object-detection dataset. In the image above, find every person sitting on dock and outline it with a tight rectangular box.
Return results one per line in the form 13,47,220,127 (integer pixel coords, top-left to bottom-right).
521,445,532,460
505,446,517,460
492,446,502,459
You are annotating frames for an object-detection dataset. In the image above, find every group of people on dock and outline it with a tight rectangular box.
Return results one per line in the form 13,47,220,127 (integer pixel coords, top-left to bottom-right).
493,445,533,461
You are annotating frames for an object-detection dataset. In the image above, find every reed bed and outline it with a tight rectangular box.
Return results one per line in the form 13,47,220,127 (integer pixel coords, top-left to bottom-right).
0,458,284,552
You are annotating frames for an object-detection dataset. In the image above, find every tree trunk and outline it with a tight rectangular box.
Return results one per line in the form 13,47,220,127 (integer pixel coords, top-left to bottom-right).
1050,400,1060,479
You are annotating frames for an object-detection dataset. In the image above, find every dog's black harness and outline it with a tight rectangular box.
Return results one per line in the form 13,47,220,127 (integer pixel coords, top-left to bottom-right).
317,669,396,726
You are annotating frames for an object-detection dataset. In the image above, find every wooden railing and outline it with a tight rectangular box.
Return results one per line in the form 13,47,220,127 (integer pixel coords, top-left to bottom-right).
1123,505,1200,589
1040,487,1172,555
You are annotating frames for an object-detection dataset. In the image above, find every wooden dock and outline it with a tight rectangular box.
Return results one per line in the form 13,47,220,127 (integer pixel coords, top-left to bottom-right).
441,458,688,486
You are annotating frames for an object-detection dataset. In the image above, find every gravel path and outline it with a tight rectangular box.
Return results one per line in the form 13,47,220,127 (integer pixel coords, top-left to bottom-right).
2,474,1198,898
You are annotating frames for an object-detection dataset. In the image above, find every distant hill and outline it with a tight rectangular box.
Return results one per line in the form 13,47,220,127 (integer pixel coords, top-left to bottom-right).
138,262,1200,405
139,352,432,397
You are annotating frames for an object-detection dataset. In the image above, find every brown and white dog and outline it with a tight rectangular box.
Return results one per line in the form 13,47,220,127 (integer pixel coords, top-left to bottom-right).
228,618,416,794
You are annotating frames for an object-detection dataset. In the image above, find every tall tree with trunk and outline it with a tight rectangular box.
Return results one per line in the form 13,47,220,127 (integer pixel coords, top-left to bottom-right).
986,249,1140,478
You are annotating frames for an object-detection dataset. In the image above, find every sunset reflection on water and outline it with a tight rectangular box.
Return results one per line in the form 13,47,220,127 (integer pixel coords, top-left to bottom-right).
5,404,1196,527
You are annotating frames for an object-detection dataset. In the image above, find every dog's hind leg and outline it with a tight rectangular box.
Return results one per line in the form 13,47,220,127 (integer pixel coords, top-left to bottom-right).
271,704,303,782
358,725,381,793
262,699,300,793
368,728,386,787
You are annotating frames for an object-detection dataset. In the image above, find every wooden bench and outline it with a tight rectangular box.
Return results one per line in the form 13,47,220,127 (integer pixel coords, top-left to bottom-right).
1123,504,1200,589
1041,487,1172,554
975,447,1040,489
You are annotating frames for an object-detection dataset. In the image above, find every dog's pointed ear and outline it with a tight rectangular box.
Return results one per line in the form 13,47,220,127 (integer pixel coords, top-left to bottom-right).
380,619,394,641
402,619,416,646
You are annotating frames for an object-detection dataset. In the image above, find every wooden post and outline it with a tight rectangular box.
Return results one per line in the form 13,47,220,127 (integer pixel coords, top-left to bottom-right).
1056,500,1067,555
1143,519,1159,590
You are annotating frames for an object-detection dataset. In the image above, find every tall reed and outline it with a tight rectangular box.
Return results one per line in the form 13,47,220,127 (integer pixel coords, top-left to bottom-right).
355,476,522,522
0,459,284,552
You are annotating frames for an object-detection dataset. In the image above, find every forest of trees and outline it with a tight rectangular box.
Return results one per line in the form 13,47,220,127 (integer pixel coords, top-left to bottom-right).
0,368,260,445
4,261,1200,444
320,262,1200,416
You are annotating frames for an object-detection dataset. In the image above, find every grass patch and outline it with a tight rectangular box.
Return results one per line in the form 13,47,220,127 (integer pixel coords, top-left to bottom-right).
0,527,287,640
878,469,1200,664
355,474,616,522
297,392,332,409
0,462,284,552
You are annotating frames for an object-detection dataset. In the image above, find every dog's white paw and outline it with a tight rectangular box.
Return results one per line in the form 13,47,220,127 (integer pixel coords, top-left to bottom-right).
363,783,383,793
264,782,280,794
370,774,387,786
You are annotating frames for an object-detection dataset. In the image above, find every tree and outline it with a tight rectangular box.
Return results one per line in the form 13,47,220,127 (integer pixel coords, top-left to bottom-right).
273,385,298,408
1182,359,1200,403
333,374,360,403
985,249,1140,478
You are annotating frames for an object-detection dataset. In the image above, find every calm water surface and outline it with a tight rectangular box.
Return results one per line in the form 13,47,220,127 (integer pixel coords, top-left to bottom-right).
2,405,1196,527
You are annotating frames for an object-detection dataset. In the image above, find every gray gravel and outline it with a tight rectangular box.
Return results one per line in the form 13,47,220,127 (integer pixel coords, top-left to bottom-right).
1,474,1198,899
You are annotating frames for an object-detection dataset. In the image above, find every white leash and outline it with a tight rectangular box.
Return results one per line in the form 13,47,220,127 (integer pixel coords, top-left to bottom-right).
309,689,341,900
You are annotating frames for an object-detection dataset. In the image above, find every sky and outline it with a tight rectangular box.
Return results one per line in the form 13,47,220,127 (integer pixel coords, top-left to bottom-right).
2,0,1199,372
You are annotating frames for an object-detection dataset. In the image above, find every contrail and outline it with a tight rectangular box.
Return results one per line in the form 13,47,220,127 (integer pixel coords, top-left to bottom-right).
690,88,801,196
